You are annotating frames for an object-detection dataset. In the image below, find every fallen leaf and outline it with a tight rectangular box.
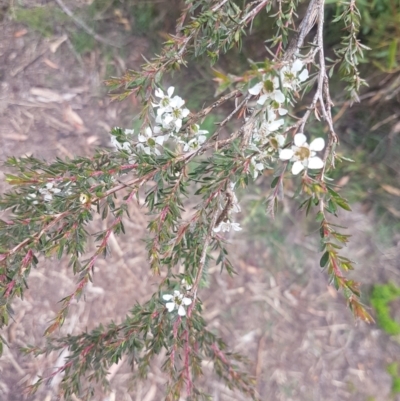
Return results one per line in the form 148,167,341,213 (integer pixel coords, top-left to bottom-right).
43,58,59,69
30,87,77,103
14,29,28,38
49,34,68,53
86,135,99,145
387,206,400,218
56,143,74,159
96,121,111,132
63,105,87,132
30,88,63,103
381,184,400,197
2,133,28,141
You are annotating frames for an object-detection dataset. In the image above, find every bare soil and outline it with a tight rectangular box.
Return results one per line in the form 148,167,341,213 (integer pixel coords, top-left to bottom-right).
1,2,400,401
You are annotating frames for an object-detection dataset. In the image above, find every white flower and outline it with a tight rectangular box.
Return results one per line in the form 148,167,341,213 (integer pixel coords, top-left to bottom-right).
266,134,286,153
250,157,265,179
39,182,61,202
229,182,241,213
249,76,285,106
111,135,132,152
274,105,288,116
137,127,165,155
79,193,90,204
181,278,193,291
190,124,208,137
157,109,189,133
27,193,39,205
153,86,176,115
280,59,309,90
252,114,284,148
279,133,325,175
152,88,190,134
265,116,284,133
182,134,207,152
170,105,190,132
213,221,242,233
163,290,192,316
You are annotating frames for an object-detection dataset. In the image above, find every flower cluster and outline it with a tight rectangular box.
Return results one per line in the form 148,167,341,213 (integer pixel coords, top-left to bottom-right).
110,87,208,156
153,87,190,133
110,128,134,153
247,59,324,177
28,182,62,204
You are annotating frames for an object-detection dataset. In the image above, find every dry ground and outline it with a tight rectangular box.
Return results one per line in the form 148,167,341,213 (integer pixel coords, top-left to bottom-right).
1,2,400,401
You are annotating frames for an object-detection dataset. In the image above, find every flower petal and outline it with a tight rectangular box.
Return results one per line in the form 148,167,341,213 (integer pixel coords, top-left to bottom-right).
292,59,303,72
231,223,242,231
257,94,268,105
294,133,307,147
198,135,207,144
163,114,173,125
292,161,305,175
167,86,174,97
181,108,190,118
249,82,263,95
182,297,192,306
274,90,285,104
174,119,182,131
166,302,175,312
163,294,173,301
309,137,325,151
178,305,186,316
220,222,231,232
213,224,222,233
155,88,164,98
276,134,285,147
155,136,164,145
268,119,284,132
171,96,184,108
137,134,147,143
307,157,324,169
298,69,309,82
279,148,294,160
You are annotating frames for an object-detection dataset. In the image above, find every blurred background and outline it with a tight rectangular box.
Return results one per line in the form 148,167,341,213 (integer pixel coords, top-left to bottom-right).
0,1,399,400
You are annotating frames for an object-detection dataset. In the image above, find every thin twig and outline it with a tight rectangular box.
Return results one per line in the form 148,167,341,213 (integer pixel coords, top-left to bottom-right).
54,0,121,48
283,0,319,61
211,94,252,143
191,209,219,302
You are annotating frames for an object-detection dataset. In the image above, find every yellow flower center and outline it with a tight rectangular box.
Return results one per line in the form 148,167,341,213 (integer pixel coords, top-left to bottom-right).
295,146,310,160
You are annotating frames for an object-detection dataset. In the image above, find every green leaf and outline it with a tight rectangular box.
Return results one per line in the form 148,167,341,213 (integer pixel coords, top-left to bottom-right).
271,176,280,188
388,39,398,70
335,197,352,211
320,251,330,268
